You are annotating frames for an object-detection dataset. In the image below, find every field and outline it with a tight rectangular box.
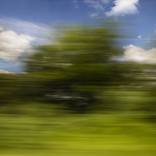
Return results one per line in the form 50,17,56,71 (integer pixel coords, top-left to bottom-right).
0,103,155,156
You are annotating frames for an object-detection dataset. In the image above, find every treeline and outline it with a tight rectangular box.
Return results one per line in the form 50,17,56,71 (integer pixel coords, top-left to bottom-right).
0,24,155,120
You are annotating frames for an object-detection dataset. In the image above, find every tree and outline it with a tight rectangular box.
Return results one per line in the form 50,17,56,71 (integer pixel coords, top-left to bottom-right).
25,24,130,113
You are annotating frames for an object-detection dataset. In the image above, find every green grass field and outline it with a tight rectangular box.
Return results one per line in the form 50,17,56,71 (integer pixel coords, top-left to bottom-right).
0,103,155,156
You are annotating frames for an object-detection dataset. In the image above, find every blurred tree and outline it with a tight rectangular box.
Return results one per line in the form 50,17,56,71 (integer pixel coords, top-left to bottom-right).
0,74,18,104
25,24,135,113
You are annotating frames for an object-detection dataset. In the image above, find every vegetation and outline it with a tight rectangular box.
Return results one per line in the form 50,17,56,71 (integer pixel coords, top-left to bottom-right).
0,23,155,155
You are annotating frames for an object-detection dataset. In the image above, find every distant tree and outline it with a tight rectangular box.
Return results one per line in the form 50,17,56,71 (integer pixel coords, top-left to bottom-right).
0,74,17,104
25,24,135,113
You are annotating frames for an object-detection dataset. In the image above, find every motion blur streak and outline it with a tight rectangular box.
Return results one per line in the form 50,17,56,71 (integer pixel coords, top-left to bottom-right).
0,23,155,156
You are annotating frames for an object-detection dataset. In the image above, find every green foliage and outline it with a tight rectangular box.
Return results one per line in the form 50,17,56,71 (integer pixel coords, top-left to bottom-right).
0,74,18,104
0,23,156,116
25,25,125,112
0,108,155,155
0,23,156,156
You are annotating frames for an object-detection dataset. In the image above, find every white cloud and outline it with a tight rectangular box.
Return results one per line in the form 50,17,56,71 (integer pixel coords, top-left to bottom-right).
137,35,142,39
0,69,15,74
106,0,139,17
0,18,54,72
121,45,156,64
0,18,53,62
77,0,140,17
80,0,111,17
0,27,34,61
0,18,49,35
0,18,52,44
84,0,110,10
0,26,3,32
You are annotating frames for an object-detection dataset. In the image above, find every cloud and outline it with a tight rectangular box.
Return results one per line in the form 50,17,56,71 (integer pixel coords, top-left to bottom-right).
106,0,139,17
137,35,142,39
84,0,110,10
0,18,53,62
77,0,140,17
0,18,52,44
0,18,49,35
0,18,53,72
79,0,111,17
0,69,15,74
121,45,156,64
0,27,34,61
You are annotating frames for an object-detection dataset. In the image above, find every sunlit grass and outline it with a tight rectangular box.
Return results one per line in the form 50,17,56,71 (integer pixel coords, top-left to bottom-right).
0,103,155,156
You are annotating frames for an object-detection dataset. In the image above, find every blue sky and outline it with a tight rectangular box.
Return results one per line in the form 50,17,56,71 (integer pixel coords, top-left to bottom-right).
0,0,156,72
0,0,155,38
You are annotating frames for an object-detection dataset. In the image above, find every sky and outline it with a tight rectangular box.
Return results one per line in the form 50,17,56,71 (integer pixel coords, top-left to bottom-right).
0,0,156,72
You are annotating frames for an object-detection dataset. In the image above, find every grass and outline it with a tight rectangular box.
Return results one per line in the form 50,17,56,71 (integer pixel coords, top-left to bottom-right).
0,103,155,156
